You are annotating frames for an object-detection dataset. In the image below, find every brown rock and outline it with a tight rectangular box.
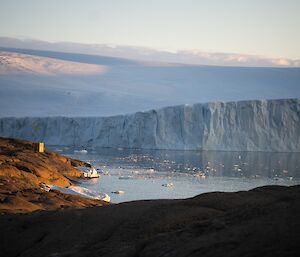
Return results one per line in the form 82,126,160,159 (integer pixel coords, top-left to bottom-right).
0,137,108,214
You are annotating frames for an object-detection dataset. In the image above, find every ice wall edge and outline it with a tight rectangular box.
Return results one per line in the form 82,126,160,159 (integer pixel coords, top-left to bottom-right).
0,99,299,152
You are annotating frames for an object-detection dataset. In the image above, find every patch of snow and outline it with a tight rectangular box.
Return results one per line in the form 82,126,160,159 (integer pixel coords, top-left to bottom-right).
50,185,110,202
0,51,107,75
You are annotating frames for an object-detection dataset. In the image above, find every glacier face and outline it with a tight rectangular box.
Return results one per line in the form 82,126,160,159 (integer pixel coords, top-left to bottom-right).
0,99,299,152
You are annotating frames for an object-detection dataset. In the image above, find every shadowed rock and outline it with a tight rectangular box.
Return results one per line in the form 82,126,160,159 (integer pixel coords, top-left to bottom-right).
0,185,299,257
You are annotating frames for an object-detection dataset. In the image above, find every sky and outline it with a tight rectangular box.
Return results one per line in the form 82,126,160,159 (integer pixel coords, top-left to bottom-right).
0,0,299,59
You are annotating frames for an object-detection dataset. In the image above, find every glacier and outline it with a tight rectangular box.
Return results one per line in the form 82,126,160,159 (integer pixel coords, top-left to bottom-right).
1,48,300,117
0,98,299,152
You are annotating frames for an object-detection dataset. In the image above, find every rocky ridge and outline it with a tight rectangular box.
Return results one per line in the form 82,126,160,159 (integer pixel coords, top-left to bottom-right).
0,137,107,213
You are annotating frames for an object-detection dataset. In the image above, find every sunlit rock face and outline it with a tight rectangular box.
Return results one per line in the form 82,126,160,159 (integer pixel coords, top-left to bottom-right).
0,99,299,152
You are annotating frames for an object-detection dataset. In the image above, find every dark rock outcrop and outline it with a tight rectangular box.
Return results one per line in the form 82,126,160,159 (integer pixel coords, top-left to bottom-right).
0,185,299,257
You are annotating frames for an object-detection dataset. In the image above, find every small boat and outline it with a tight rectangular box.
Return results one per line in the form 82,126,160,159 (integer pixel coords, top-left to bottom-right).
83,167,100,178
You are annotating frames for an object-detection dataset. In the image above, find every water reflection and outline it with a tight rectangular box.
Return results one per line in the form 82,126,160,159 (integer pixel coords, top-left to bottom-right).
56,147,300,180
48,147,300,202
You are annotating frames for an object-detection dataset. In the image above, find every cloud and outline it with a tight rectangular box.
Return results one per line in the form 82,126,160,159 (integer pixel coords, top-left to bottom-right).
272,58,290,66
176,50,300,67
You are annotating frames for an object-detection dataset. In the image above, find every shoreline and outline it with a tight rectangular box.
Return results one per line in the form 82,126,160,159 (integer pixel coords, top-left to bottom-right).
0,137,110,214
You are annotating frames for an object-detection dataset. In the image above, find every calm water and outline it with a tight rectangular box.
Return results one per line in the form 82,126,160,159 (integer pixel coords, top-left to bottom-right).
50,146,300,203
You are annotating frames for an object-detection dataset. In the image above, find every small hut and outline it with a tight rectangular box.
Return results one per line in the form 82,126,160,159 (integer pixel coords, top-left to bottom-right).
36,142,44,153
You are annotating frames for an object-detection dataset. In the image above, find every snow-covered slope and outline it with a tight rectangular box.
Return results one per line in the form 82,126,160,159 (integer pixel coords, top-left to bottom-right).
1,48,300,117
0,52,107,75
1,99,299,152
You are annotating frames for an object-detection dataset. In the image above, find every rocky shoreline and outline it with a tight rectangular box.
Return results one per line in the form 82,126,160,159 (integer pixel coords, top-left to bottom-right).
0,137,108,214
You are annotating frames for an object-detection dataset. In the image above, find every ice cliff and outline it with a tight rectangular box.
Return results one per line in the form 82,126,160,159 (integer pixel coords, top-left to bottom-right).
0,99,299,152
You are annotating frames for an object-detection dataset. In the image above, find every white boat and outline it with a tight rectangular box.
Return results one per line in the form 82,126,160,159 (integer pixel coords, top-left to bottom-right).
83,167,100,178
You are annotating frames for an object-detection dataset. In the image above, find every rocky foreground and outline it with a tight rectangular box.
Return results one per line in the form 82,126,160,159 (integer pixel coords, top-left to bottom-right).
0,137,108,213
0,185,299,257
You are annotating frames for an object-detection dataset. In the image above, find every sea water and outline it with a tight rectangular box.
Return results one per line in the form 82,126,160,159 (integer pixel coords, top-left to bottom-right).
50,147,300,203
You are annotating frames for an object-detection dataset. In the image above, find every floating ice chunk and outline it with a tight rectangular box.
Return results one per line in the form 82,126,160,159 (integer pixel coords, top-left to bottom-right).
119,175,134,180
274,177,285,181
194,173,206,179
82,167,100,178
97,169,110,175
100,194,111,202
162,182,174,187
74,149,88,154
111,190,125,194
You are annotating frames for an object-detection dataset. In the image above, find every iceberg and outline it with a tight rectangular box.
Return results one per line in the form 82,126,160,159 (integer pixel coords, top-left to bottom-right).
82,167,100,178
0,98,299,152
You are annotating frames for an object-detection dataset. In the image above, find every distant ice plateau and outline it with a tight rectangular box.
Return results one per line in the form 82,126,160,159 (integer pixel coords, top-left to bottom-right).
1,48,300,117
1,98,299,152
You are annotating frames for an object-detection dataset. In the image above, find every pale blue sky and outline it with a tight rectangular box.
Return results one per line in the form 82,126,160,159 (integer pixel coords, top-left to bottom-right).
0,0,299,59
